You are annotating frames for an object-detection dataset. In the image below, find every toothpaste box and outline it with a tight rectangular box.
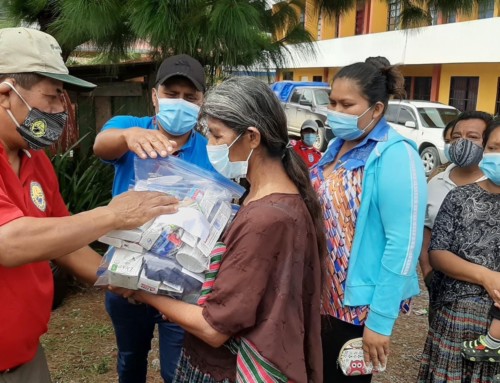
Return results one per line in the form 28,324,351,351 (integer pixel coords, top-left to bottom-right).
108,249,143,289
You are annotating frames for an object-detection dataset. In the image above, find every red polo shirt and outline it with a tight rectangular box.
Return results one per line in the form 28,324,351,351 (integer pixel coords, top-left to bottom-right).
291,140,322,168
0,144,69,371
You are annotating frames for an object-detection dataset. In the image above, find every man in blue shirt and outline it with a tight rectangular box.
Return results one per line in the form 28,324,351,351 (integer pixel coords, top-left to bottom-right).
93,54,212,383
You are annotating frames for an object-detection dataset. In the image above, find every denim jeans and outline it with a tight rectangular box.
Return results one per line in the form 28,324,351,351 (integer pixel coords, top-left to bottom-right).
105,291,185,383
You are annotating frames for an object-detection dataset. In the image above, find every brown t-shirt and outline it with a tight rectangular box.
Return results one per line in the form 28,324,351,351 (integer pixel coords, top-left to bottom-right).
184,193,322,383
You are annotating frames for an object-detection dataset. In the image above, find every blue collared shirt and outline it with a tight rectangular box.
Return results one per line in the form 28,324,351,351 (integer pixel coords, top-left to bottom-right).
317,120,389,172
101,115,214,196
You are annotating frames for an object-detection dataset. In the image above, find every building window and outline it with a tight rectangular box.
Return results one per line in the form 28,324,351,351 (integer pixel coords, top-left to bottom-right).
404,77,412,98
387,0,402,31
283,71,293,80
355,0,366,35
495,78,500,116
299,12,305,27
429,5,439,25
449,77,479,112
404,77,432,100
446,12,457,23
478,0,495,18
313,75,323,82
414,77,432,100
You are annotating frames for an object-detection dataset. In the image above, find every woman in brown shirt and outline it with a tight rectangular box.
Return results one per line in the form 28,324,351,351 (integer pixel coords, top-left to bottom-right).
118,77,325,383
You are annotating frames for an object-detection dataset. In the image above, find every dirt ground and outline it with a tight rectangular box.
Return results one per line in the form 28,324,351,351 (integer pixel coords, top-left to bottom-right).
43,281,429,383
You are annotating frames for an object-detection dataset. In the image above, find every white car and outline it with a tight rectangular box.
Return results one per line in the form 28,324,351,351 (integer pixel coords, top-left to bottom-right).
386,100,460,175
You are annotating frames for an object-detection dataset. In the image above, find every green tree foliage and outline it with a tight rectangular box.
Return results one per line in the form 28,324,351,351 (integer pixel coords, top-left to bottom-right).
317,0,489,29
1,0,491,76
1,0,315,77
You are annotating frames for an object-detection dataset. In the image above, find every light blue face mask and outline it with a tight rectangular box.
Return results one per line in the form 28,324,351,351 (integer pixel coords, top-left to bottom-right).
326,106,375,141
444,143,451,162
479,153,500,185
156,96,200,136
206,133,253,180
303,133,317,147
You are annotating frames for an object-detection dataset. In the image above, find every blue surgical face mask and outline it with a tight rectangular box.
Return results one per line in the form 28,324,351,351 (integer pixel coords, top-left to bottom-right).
444,143,451,162
156,95,200,136
206,133,253,180
479,153,500,185
303,133,317,147
326,106,375,141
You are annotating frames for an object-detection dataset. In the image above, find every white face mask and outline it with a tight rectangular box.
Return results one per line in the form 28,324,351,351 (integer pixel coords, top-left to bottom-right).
206,133,253,180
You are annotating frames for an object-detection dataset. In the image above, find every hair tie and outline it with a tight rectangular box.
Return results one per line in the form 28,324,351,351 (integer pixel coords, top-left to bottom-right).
281,141,293,159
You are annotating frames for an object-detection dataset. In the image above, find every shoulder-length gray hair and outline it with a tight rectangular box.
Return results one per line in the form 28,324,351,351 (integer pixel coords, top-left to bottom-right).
199,76,327,270
199,76,288,158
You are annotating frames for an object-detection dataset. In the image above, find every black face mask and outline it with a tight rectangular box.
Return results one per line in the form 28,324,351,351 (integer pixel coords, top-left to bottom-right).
448,138,484,168
2,82,67,150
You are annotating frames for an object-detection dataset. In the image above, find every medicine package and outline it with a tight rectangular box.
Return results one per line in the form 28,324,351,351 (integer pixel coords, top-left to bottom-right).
95,155,244,303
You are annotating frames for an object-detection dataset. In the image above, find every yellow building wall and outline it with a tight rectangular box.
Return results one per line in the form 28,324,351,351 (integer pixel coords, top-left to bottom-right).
369,0,389,33
439,63,500,113
279,68,324,82
339,8,357,37
457,9,475,22
305,0,320,39
322,13,337,39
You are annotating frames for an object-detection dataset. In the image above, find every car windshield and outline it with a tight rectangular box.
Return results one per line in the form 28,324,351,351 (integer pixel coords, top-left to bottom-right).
314,89,331,106
417,107,459,129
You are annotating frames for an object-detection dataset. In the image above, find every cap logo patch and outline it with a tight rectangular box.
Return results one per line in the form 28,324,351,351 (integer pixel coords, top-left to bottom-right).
175,60,191,72
49,43,62,54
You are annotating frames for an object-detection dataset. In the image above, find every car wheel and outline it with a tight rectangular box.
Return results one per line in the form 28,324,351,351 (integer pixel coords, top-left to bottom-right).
420,146,441,176
313,127,327,152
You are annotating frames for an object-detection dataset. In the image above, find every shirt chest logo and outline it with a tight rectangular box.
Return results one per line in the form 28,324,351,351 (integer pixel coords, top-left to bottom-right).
30,181,46,212
308,153,315,163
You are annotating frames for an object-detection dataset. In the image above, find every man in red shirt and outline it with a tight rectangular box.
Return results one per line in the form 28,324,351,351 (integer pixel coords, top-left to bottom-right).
291,119,322,168
0,28,178,383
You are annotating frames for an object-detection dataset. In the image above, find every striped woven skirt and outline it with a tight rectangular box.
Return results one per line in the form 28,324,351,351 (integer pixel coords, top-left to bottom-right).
173,348,233,383
417,297,500,383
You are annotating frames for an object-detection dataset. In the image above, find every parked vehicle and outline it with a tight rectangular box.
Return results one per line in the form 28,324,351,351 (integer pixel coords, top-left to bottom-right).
271,81,334,151
386,100,460,175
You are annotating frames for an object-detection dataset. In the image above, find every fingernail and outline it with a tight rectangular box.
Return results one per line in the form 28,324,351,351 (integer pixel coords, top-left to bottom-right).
161,151,167,157
150,152,157,158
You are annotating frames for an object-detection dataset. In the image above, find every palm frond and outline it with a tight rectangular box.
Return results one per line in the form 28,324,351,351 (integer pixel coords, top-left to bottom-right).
430,0,477,18
316,0,357,18
399,2,431,29
49,0,133,61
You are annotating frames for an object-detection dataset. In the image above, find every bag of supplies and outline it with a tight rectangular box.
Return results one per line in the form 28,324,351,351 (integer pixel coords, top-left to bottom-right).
95,155,244,303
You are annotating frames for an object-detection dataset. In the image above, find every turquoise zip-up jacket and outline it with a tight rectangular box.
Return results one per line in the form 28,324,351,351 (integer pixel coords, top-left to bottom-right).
317,118,427,336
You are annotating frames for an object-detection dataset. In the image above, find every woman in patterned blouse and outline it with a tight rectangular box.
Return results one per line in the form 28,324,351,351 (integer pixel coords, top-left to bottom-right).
418,119,500,382
311,56,428,382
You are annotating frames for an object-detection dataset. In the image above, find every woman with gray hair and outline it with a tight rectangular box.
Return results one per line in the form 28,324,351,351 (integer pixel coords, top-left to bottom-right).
118,76,325,383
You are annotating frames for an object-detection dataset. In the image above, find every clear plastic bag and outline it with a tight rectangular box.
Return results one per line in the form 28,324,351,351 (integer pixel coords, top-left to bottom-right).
94,155,244,302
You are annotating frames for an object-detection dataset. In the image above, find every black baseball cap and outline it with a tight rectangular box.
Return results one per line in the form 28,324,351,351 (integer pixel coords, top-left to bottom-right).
155,54,205,92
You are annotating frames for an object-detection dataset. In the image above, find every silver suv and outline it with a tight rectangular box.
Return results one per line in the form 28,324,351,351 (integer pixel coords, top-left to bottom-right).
386,100,460,175
271,82,334,151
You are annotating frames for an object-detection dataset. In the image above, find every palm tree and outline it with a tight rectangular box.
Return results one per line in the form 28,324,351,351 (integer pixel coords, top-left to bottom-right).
1,0,490,80
316,0,489,29
0,0,315,83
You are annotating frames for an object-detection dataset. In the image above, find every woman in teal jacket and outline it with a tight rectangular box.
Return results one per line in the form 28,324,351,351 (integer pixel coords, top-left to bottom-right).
310,57,427,382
